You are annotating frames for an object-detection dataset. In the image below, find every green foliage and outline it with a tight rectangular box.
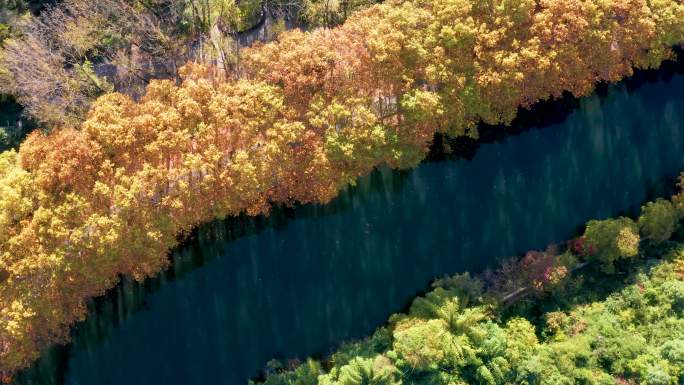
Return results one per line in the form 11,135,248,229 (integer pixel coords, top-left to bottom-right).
0,23,10,45
182,0,262,34
330,328,393,368
639,198,680,243
584,217,640,272
400,90,443,127
262,359,322,385
75,59,115,96
0,126,8,149
256,195,684,385
431,273,485,310
293,359,322,385
336,357,399,385
4,0,684,378
392,318,454,371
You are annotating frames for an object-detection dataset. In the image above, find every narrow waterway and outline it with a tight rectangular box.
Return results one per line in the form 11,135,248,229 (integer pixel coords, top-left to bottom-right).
15,63,684,385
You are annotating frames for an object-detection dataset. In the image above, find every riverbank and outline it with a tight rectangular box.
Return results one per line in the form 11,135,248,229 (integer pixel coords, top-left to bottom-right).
2,0,684,378
13,64,684,384
253,185,684,385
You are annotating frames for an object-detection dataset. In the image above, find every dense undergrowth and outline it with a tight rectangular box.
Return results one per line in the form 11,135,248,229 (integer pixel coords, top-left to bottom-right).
255,184,684,385
2,0,684,379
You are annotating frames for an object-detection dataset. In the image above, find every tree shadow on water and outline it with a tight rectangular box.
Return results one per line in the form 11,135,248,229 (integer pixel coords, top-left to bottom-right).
428,46,684,163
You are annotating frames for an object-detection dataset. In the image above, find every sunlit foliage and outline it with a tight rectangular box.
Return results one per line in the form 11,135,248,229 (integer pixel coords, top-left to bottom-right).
257,188,684,385
2,0,684,379
584,217,640,272
639,198,681,243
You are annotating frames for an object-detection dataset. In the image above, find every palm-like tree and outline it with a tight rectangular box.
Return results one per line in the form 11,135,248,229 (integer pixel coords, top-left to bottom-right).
338,357,400,385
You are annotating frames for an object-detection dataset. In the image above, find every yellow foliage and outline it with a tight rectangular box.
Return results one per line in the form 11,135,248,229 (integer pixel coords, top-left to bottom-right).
2,0,684,378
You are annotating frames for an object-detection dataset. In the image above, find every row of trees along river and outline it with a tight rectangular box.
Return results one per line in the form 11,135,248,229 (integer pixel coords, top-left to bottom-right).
11,52,684,385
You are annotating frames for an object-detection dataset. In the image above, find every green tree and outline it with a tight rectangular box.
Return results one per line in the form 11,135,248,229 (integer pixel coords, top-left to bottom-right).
584,217,640,272
337,357,399,385
0,126,8,150
639,198,680,243
392,318,456,371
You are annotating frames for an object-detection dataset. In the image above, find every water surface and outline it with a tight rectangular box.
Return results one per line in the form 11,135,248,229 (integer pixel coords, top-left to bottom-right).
16,64,684,385
0,96,34,151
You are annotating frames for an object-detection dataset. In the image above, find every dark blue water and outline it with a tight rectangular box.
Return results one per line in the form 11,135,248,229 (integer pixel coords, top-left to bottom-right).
0,96,34,151
16,65,684,385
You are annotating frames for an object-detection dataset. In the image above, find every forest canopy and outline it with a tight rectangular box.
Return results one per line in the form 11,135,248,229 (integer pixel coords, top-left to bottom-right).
1,0,684,380
0,0,375,128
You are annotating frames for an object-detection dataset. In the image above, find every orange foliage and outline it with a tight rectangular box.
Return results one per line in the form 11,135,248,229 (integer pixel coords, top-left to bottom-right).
2,0,684,379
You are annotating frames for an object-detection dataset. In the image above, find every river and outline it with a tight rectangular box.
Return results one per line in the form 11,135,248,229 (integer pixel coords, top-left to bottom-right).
14,61,684,384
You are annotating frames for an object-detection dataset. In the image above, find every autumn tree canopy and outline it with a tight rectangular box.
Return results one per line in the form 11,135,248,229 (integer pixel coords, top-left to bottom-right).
1,0,684,379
